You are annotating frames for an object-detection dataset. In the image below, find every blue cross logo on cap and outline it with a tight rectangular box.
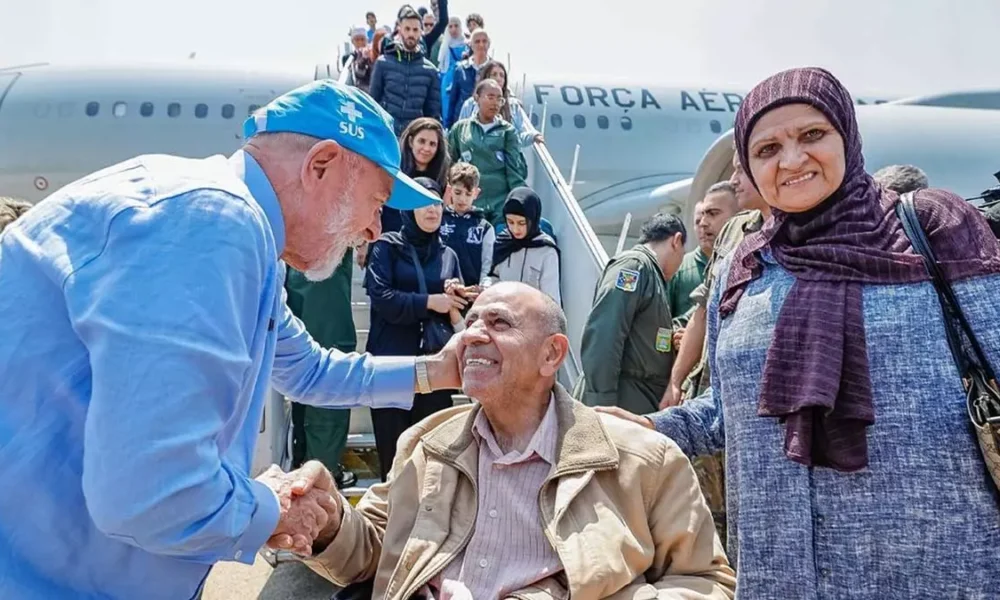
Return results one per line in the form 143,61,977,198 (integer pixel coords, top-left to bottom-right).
340,102,363,123
242,80,441,210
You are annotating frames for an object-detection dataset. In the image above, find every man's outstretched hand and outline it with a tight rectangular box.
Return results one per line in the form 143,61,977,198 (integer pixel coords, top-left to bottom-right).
256,461,343,555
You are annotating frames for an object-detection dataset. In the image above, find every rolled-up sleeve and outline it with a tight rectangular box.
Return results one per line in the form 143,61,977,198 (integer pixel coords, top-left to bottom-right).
66,191,279,564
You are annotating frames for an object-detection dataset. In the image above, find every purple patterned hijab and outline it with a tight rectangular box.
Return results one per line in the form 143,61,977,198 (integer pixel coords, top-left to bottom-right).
721,67,1000,471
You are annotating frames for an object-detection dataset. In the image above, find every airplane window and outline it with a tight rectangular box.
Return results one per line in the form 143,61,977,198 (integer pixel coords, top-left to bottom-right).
574,115,586,129
597,115,609,130
550,114,563,128
140,102,154,117
112,102,128,118
168,103,181,118
710,119,722,134
222,104,235,119
620,116,633,131
248,104,260,116
195,103,209,119
530,112,540,128
86,102,100,117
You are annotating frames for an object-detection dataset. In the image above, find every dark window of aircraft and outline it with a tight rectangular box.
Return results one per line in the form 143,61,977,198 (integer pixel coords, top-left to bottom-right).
597,115,609,130
710,119,722,134
620,116,633,131
550,114,563,128
86,102,100,117
140,102,154,117
112,102,128,118
168,102,181,117
573,115,586,129
222,104,235,119
530,112,540,128
33,103,51,118
195,103,209,119
248,104,260,116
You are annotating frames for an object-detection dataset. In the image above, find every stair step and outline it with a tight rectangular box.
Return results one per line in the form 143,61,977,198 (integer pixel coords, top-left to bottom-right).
345,432,375,449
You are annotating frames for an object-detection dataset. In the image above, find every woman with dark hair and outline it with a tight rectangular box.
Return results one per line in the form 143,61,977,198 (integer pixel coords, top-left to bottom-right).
610,67,1000,597
358,118,450,269
456,60,543,148
363,177,465,480
484,187,560,304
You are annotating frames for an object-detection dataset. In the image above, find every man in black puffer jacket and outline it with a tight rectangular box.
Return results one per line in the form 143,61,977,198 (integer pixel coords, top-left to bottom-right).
369,6,442,136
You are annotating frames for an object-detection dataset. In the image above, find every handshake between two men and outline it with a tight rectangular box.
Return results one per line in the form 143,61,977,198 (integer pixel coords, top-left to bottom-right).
255,461,345,556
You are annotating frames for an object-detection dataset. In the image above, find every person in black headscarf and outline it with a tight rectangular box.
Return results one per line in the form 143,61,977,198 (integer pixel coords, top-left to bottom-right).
483,187,561,304
601,67,1000,597
363,177,466,480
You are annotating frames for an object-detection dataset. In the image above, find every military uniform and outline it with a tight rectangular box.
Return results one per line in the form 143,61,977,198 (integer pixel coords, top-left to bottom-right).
683,209,766,544
577,245,674,415
667,247,708,328
285,250,357,480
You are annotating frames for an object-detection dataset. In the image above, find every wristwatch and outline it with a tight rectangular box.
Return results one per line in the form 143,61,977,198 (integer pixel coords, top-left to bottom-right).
415,356,432,395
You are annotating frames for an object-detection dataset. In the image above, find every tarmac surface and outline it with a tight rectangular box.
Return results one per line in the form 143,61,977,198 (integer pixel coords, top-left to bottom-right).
201,555,272,600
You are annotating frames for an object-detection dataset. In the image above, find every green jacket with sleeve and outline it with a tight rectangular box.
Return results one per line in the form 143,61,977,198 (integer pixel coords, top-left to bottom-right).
447,116,527,223
667,247,708,327
576,245,674,415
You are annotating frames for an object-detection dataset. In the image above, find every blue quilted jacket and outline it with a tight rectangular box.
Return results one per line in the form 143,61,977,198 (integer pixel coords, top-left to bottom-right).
369,42,442,135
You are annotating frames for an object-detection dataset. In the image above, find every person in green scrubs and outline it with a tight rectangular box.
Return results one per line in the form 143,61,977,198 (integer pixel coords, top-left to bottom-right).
284,250,358,487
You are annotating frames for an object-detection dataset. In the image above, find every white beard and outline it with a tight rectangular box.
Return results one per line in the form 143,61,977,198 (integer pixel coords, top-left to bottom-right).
303,189,365,282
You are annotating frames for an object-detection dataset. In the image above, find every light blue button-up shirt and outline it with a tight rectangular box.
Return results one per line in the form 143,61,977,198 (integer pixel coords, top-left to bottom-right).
0,151,417,599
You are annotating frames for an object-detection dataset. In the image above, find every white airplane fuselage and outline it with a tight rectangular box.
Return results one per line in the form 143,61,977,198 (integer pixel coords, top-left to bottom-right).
2,62,998,245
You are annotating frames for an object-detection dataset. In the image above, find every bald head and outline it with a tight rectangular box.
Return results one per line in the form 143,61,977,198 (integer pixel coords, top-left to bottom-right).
475,282,566,338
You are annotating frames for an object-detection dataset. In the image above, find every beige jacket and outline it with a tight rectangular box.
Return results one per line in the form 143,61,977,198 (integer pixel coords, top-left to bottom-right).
306,385,735,600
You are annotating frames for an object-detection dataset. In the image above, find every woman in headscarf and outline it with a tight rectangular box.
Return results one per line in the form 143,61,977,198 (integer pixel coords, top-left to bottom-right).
363,178,466,480
620,67,1000,597
456,60,544,148
483,187,561,304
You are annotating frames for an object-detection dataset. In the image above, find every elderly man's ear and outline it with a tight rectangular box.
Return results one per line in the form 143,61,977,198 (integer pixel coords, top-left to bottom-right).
539,335,570,378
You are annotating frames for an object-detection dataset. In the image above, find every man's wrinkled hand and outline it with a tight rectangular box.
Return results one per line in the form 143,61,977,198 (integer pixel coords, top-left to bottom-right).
594,406,656,430
427,334,463,391
256,461,340,555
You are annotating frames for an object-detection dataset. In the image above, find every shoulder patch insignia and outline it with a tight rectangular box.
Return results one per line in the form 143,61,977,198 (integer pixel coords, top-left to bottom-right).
615,268,640,292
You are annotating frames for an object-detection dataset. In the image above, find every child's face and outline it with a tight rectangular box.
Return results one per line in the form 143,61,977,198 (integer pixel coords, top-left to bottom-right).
449,183,479,213
506,215,529,239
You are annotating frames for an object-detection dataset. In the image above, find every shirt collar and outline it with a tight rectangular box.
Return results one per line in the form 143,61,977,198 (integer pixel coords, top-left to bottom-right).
473,393,558,465
230,150,286,254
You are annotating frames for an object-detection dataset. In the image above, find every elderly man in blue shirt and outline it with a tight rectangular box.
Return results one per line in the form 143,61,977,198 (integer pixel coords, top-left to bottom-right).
0,81,463,599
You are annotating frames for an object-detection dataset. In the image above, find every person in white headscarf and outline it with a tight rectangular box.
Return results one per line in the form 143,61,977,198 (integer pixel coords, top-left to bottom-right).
438,16,467,74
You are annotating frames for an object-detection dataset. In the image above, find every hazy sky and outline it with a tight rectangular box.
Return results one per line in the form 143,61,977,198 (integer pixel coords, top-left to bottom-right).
2,0,998,97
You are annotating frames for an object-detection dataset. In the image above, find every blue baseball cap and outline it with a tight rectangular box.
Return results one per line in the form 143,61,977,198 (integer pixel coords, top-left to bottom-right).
243,79,440,210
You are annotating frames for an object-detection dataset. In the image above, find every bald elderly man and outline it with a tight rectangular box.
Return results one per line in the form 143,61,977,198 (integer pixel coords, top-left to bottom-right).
302,282,736,600
0,81,463,599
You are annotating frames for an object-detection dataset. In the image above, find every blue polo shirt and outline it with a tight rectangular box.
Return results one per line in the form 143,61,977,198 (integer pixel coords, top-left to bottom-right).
0,151,416,599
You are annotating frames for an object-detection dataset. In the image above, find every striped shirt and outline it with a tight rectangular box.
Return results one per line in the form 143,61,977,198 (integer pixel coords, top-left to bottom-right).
431,395,563,599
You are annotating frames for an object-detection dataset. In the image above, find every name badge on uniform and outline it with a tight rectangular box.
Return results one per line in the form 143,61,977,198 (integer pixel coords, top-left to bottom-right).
461,150,472,162
655,327,672,353
615,268,639,292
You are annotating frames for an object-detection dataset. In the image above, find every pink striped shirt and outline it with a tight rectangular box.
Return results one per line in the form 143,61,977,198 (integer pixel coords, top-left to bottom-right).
430,396,563,599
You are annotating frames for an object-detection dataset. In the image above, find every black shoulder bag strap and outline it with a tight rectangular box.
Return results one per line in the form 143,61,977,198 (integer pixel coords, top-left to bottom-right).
895,192,1000,439
406,244,428,295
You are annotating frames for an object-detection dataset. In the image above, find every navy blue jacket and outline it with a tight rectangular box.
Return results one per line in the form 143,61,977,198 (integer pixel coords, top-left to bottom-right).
440,207,492,285
364,238,461,356
446,59,480,127
369,42,443,136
